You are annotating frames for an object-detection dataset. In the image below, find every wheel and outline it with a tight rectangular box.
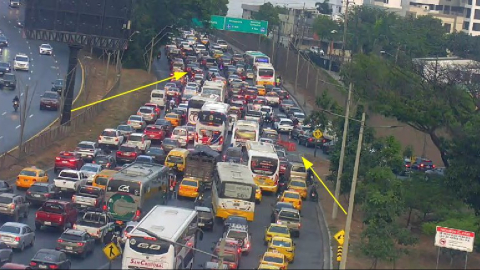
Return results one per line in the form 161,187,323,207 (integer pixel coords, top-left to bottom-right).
30,237,35,247
13,213,18,222
18,242,24,252
23,210,28,218
35,223,41,230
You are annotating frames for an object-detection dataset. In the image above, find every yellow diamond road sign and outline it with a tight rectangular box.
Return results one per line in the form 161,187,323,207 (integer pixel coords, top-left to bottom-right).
334,230,345,245
103,242,121,260
313,129,323,140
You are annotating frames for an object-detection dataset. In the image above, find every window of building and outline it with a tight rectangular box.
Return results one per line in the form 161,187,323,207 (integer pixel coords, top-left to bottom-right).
472,23,480,31
468,0,472,5
436,5,443,10
475,9,480,19
476,0,480,5
466,8,472,18
444,23,452,33
463,21,470,30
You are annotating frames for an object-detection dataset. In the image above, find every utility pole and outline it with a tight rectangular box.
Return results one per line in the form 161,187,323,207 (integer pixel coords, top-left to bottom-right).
148,36,155,74
285,35,291,72
18,85,29,159
216,238,226,270
116,50,121,74
304,59,310,107
339,112,366,270
105,52,112,89
332,0,353,220
294,50,300,94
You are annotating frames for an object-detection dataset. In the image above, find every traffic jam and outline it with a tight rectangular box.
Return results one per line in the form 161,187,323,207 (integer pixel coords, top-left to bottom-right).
0,29,331,270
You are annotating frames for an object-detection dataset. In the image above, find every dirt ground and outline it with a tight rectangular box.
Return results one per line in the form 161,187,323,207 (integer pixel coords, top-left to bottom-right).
304,154,480,269
0,52,155,180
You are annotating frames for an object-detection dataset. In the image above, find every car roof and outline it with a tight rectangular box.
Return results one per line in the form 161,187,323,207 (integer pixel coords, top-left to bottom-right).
279,208,300,214
78,141,95,145
195,206,212,213
2,222,27,228
279,118,292,121
103,128,117,132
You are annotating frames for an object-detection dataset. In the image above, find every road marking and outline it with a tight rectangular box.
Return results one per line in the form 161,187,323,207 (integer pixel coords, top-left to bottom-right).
29,114,33,118
20,93,23,96
1,112,6,116
0,136,3,140
15,125,21,129
28,46,30,50
3,16,5,19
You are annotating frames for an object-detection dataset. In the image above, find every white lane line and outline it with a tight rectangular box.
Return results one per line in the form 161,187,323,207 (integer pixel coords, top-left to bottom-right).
20,93,23,96
1,112,6,116
28,77,31,80
29,114,33,118
0,136,3,140
28,46,30,50
2,16,5,19
15,125,21,129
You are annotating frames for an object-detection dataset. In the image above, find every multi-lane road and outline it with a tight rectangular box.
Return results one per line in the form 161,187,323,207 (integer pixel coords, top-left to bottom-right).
0,1,82,154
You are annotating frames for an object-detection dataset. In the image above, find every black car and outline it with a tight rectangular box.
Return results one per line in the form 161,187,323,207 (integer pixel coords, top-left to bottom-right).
411,157,435,171
30,249,71,269
154,119,173,136
286,107,303,119
92,154,117,169
0,36,8,47
162,138,181,153
144,147,167,164
0,181,13,193
298,130,320,148
224,215,248,233
56,229,95,259
51,79,65,93
26,183,58,205
195,206,214,231
0,62,11,75
270,202,296,222
223,147,242,163
1,73,16,90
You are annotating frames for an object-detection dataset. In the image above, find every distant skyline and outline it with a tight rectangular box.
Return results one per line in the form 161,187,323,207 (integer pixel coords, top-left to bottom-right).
227,0,318,17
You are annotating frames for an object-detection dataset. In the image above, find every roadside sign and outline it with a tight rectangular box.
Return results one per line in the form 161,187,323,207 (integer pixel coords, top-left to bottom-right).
313,129,323,140
334,230,345,245
434,226,475,252
103,242,121,260
337,245,343,262
210,15,268,35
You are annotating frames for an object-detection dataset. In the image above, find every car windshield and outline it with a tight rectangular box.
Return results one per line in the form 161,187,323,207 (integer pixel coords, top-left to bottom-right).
33,252,58,262
61,233,83,242
129,135,143,141
117,125,132,131
146,148,164,155
42,202,65,214
29,185,49,192
55,80,64,85
81,165,99,172
0,63,9,68
269,225,289,234
226,149,242,158
139,108,152,113
264,256,283,264
173,129,187,136
20,170,36,177
227,230,247,239
119,145,136,152
275,203,294,212
181,180,198,187
129,116,142,121
284,192,300,199
136,156,152,163
0,225,20,234
78,143,94,149
102,130,117,137
16,56,28,62
279,211,300,220
167,155,184,164
0,196,12,204
163,139,177,146
282,100,294,105
290,181,306,188
3,74,14,80
292,165,306,172
272,239,291,247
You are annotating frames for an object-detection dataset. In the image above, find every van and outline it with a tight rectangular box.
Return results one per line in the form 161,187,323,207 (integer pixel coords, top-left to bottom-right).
150,89,166,108
92,169,117,190
165,148,189,172
285,155,308,181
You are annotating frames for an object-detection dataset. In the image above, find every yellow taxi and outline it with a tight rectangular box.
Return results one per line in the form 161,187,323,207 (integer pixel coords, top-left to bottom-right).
201,37,209,45
92,169,116,190
268,236,295,263
257,264,281,270
255,185,263,204
165,148,189,172
279,190,303,211
260,251,288,270
16,167,49,189
165,113,182,127
256,85,266,96
213,50,224,59
287,179,308,200
264,224,290,244
178,178,200,198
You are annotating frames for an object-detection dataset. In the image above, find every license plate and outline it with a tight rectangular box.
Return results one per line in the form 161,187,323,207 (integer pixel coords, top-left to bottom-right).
33,194,41,198
149,135,156,138
0,207,7,211
44,222,51,225
198,222,205,226
82,154,87,157
66,246,72,250
105,137,112,140
39,265,47,269
62,161,68,163
2,237,11,241
61,188,67,191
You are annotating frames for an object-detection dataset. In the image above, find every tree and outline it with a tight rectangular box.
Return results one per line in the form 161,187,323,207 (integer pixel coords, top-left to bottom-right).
312,15,341,42
252,2,281,34
446,32,480,61
315,0,332,15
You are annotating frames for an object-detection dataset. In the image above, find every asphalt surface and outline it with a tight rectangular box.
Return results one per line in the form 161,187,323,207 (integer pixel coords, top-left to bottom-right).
1,47,327,269
0,2,82,154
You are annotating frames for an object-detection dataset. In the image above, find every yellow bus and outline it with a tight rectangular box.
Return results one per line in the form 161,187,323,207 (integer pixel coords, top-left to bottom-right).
245,141,280,194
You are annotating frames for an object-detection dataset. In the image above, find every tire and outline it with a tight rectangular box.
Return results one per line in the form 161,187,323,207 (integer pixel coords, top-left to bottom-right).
31,237,35,247
13,213,18,222
18,242,24,252
35,223,41,230
23,209,28,218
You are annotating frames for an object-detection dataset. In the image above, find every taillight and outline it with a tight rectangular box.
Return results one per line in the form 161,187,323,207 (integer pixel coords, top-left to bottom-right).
433,165,436,168
195,133,198,142
77,242,84,246
45,193,51,197
137,112,141,116
308,138,313,142
127,121,131,124
69,159,76,162
103,205,107,211
115,138,119,141
299,223,302,228
135,209,141,218
55,157,60,161
421,164,424,167
237,248,241,253
116,151,122,156
98,136,101,141
72,195,76,201
219,136,224,145
57,239,63,243
223,155,226,161
94,199,98,206
30,262,37,266
15,237,20,241
59,217,62,222
73,224,76,229
50,265,59,269
26,191,31,195
9,204,15,209
106,162,110,167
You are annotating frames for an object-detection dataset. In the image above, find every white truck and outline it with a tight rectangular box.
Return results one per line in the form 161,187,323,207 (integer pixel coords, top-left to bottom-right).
54,170,88,194
73,211,115,243
222,224,251,255
72,186,104,210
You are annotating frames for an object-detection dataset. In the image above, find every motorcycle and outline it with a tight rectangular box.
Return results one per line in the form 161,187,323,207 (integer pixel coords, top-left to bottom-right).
13,101,19,112
194,193,204,206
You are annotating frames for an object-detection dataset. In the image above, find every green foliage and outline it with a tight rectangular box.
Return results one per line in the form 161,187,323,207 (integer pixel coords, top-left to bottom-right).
446,32,480,61
403,145,414,159
315,0,333,15
122,0,228,68
252,2,281,33
313,15,341,41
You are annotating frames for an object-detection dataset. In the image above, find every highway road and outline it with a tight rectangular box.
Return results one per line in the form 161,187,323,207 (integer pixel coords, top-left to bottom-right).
0,47,327,269
0,1,82,154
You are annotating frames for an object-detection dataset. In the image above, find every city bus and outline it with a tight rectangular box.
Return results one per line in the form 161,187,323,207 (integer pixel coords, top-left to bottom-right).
187,95,215,125
122,205,199,269
245,141,280,194
200,81,226,102
212,162,257,221
244,51,270,67
195,102,230,152
231,120,260,147
253,63,275,86
105,163,169,225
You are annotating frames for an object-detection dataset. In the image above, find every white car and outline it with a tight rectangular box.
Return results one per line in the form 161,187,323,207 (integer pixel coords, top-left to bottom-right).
39,44,53,55
127,115,146,130
194,44,207,54
260,106,273,118
293,112,306,125
137,106,157,123
98,128,124,148
265,92,280,106
54,170,89,193
178,103,188,112
186,83,199,91
127,133,151,152
275,118,294,133
13,53,29,71
228,75,240,83
171,126,188,147
217,40,228,51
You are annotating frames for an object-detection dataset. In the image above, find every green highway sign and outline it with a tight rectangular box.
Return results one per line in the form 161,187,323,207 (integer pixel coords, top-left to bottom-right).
210,15,268,35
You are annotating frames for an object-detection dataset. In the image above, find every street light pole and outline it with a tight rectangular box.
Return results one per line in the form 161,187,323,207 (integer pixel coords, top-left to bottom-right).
148,36,155,74
339,111,366,270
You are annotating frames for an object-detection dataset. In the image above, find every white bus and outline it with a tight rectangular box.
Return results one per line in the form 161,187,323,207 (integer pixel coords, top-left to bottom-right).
232,120,260,147
245,141,280,194
187,96,215,125
212,162,257,221
244,51,270,67
200,81,226,102
253,63,275,86
122,206,199,269
195,102,230,152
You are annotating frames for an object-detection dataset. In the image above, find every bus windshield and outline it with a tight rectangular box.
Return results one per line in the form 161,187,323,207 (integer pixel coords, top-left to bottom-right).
223,182,253,200
188,99,206,109
201,88,221,96
251,157,278,176
255,57,269,64
198,111,226,126
235,129,256,141
107,180,141,196
259,68,274,77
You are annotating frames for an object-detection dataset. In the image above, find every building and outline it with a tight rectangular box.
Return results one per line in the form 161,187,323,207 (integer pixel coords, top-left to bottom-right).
414,57,480,82
241,4,260,19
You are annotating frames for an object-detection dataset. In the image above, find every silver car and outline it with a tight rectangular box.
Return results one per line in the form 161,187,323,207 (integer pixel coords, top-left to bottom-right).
127,115,146,130
0,222,35,251
137,106,157,123
79,163,102,184
117,124,135,136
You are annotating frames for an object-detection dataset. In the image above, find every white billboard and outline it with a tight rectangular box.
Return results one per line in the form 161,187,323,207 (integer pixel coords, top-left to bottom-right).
434,226,475,252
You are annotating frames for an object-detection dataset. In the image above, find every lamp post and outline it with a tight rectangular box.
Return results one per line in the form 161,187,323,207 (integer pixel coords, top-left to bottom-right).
145,25,173,73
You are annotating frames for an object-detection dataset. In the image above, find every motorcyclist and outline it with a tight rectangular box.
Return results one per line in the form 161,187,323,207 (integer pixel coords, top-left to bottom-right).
13,95,19,104
169,99,176,111
276,76,282,87
310,186,318,202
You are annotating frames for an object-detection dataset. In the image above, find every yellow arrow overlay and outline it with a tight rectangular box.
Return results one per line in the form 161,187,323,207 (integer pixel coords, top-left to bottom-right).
302,157,347,215
71,71,187,112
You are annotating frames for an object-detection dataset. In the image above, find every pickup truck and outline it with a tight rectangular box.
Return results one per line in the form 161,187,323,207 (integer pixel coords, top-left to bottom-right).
35,200,78,231
275,208,301,238
54,170,88,194
73,211,114,243
72,186,105,210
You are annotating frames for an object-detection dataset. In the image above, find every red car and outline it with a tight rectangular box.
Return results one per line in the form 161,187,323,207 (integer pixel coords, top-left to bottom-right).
116,144,142,164
245,89,258,103
144,125,166,142
54,151,84,173
279,158,288,175
35,200,78,231
144,103,161,117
